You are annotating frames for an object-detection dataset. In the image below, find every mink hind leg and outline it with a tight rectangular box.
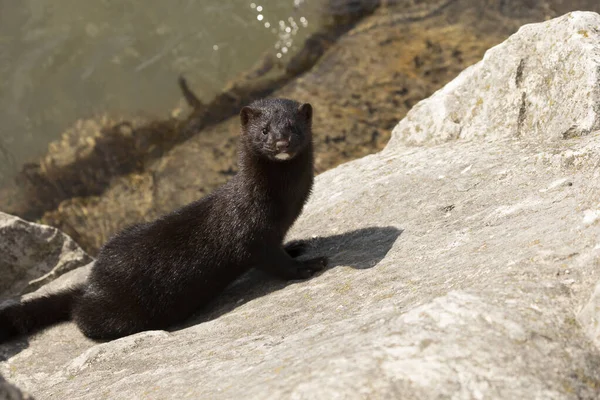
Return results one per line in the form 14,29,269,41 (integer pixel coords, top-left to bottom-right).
71,288,148,340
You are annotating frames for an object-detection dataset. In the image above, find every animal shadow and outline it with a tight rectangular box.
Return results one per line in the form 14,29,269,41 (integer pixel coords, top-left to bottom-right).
175,225,403,331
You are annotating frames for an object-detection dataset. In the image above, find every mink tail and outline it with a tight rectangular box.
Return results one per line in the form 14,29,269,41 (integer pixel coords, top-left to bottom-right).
0,285,85,343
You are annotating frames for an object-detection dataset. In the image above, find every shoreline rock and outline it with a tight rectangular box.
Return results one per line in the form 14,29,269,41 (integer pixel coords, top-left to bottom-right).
0,212,92,301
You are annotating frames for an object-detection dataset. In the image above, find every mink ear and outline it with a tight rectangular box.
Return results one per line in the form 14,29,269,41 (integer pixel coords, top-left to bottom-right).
240,106,260,127
298,103,313,123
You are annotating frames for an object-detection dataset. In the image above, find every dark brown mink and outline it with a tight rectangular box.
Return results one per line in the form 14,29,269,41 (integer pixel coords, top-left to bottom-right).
0,98,326,342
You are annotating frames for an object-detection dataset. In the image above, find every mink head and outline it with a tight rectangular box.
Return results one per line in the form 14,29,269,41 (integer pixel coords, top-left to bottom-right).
240,98,312,162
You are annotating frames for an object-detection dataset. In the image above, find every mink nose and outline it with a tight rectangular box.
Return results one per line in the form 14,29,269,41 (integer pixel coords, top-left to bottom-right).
276,140,289,152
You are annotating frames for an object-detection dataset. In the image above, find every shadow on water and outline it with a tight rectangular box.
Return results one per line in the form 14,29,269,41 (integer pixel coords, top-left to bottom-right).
174,225,403,331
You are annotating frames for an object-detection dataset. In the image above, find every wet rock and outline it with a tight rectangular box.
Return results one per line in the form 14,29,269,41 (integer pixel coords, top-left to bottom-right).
1,12,600,399
0,212,92,300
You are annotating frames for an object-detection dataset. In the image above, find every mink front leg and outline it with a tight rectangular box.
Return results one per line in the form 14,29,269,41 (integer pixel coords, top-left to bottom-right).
256,247,327,280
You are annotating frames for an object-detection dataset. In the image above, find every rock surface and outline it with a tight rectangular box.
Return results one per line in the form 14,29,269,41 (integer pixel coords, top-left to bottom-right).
2,11,600,400
579,281,600,349
0,212,92,301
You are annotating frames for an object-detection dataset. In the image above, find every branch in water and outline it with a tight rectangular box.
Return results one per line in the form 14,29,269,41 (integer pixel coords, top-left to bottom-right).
178,76,204,110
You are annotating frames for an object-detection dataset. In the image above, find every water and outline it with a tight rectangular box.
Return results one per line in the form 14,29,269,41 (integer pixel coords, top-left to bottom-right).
0,0,323,186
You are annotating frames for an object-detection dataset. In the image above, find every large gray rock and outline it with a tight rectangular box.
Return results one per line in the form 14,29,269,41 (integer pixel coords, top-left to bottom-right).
390,11,600,146
0,212,92,300
2,11,600,400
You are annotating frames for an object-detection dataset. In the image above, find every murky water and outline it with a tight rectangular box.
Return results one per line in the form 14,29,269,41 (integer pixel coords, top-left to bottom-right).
0,0,323,186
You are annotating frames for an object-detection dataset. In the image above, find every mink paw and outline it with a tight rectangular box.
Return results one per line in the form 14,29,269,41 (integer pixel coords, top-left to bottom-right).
297,256,328,279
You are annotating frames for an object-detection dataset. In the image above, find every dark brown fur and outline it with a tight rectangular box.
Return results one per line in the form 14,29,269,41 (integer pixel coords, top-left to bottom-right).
0,98,326,342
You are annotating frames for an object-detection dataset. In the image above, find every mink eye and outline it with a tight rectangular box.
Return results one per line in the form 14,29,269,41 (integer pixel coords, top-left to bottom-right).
262,127,268,135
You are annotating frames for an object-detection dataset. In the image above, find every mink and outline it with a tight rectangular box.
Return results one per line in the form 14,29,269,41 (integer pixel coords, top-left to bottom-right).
0,98,326,342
